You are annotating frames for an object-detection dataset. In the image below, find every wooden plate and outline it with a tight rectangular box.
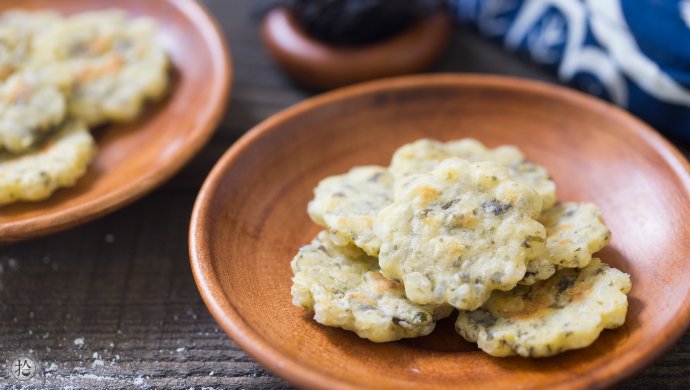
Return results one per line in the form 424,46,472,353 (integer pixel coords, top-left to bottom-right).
0,0,230,242
189,75,690,389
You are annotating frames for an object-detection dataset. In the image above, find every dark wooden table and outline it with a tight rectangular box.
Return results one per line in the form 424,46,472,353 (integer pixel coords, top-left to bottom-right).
2,1,689,388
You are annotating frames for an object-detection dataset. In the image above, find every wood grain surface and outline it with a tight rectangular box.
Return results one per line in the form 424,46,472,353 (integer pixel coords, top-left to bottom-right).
2,0,689,389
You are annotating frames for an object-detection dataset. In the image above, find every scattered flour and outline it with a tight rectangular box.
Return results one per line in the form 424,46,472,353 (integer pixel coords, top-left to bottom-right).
91,359,104,368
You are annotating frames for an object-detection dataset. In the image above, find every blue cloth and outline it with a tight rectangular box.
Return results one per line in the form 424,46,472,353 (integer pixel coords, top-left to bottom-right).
449,0,690,140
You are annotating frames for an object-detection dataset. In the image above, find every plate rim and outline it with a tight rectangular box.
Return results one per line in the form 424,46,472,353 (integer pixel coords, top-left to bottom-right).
189,73,690,389
0,0,232,242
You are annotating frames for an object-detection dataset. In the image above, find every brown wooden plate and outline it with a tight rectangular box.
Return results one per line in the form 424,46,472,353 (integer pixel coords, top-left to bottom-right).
0,0,230,242
189,74,690,389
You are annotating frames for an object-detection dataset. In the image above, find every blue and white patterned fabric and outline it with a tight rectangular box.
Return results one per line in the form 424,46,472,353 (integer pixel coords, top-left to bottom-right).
449,0,690,139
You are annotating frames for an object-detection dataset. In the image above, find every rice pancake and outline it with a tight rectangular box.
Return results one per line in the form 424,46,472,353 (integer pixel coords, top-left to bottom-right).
0,69,72,153
521,202,611,285
0,120,95,206
539,202,611,268
390,138,556,209
32,10,168,125
0,10,62,80
455,258,631,357
374,158,546,310
291,231,452,342
308,166,393,256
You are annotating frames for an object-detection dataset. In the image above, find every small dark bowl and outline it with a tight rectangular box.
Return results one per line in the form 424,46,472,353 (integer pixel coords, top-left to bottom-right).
261,7,452,90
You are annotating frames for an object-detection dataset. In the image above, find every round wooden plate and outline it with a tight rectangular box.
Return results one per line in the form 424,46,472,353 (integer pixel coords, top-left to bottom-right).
190,74,690,389
0,0,231,242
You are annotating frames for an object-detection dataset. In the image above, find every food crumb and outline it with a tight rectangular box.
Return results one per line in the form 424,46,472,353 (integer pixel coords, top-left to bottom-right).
74,337,85,346
91,359,104,368
176,347,185,352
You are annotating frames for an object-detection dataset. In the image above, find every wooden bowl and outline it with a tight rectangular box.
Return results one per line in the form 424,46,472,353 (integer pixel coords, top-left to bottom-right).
261,7,452,91
0,0,230,243
189,74,690,389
